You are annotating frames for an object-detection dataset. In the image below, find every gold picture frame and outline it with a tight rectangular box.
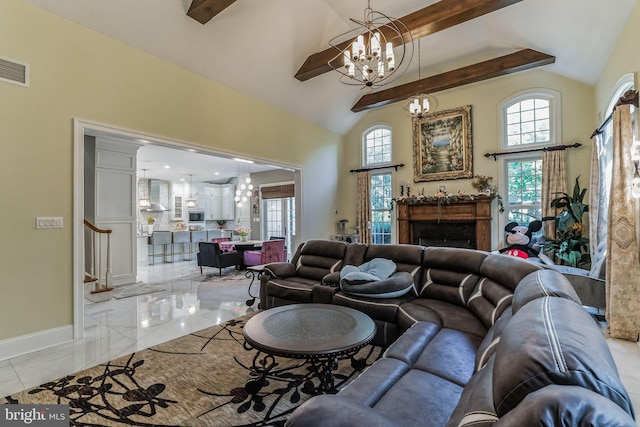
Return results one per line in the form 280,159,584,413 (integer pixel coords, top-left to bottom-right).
413,105,473,182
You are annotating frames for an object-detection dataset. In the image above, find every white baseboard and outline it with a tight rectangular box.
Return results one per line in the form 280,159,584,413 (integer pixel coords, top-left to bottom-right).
0,325,74,361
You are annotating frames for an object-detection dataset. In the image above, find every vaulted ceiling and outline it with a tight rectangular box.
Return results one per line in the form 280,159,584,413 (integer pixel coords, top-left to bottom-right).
22,0,637,134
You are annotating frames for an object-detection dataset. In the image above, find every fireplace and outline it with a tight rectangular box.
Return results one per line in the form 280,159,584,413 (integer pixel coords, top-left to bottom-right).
396,196,493,251
415,221,475,248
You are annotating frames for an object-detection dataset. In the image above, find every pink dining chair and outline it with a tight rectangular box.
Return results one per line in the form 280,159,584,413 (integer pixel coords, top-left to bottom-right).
243,239,286,267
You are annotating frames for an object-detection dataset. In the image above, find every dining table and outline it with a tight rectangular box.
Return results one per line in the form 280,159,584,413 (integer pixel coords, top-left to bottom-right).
218,240,265,269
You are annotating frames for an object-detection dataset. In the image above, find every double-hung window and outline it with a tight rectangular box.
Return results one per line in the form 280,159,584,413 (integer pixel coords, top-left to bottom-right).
363,126,393,244
500,91,559,228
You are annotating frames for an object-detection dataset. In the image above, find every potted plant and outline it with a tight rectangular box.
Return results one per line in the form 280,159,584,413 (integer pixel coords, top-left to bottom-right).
542,177,590,268
217,220,226,230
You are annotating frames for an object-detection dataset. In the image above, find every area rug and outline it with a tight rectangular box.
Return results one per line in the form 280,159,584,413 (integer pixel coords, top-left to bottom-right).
2,315,382,426
112,282,167,299
181,269,252,283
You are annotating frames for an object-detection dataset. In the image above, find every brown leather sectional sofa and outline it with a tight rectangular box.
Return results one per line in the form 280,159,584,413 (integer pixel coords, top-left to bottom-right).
258,240,635,426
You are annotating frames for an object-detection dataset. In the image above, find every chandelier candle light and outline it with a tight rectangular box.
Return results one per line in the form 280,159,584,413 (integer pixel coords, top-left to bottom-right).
404,38,435,119
328,0,412,88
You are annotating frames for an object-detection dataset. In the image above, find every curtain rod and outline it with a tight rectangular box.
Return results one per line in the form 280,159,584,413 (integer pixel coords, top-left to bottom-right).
484,143,582,161
591,89,639,138
350,163,405,173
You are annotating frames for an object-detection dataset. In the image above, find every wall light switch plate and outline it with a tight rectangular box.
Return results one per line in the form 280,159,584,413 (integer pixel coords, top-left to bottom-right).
36,217,64,229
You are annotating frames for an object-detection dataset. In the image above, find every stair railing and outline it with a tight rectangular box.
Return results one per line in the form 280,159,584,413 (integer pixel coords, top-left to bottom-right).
84,220,113,293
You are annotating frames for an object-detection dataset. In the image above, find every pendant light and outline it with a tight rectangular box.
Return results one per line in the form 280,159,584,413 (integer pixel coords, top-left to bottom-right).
186,174,197,209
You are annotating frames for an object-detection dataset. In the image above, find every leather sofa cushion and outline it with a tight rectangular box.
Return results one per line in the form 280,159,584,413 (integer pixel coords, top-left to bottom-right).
398,299,488,338
492,296,634,417
474,308,512,372
466,277,513,329
478,253,541,292
418,268,482,305
511,269,581,313
445,357,497,427
493,385,636,426
264,277,316,303
294,240,348,281
341,356,465,427
384,322,480,386
333,292,415,324
422,247,488,274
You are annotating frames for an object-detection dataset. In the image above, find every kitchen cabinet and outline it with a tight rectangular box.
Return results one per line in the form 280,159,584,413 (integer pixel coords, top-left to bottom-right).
220,184,236,220
193,184,235,220
171,183,185,221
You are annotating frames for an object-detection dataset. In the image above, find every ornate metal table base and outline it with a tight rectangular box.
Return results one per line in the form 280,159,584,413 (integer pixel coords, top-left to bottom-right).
243,341,367,395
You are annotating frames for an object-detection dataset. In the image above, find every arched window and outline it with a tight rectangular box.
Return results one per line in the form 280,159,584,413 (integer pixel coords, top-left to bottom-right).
363,125,392,166
501,90,560,148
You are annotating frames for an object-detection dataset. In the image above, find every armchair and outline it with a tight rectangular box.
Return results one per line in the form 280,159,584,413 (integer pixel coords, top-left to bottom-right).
244,239,286,267
197,242,242,276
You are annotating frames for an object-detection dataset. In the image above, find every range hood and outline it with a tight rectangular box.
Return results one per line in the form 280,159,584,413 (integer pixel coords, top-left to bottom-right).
140,179,169,211
144,203,168,212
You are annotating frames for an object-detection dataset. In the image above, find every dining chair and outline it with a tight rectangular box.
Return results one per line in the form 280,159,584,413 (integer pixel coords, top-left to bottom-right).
243,239,286,267
197,242,243,275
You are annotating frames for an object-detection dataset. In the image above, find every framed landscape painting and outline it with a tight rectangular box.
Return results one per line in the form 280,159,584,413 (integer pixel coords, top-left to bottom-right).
412,105,473,182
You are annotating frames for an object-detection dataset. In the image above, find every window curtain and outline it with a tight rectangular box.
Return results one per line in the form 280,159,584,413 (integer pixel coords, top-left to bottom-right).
606,104,640,341
541,150,566,240
589,133,609,280
356,171,372,244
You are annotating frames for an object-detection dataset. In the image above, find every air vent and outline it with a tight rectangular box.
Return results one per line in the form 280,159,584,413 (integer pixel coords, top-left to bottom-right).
0,56,29,87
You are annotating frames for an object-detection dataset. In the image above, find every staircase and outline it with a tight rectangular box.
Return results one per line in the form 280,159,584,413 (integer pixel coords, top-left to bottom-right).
84,220,114,302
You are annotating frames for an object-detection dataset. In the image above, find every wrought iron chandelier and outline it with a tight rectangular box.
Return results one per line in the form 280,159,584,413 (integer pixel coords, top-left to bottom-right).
328,0,413,88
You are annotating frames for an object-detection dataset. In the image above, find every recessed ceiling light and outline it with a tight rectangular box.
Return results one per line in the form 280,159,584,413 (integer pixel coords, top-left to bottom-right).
186,149,197,152
180,178,185,181
136,139,151,144
164,165,170,169
214,172,220,176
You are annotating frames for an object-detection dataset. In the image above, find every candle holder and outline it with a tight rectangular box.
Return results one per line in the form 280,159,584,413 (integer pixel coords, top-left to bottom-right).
400,185,404,196
407,186,411,196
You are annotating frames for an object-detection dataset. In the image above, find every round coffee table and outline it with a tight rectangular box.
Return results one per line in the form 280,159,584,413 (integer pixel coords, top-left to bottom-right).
243,304,376,394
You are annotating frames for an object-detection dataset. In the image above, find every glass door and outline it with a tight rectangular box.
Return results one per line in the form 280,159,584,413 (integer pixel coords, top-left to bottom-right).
263,197,295,258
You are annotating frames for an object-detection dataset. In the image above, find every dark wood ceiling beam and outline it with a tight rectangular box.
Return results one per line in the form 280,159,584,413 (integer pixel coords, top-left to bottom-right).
187,0,237,25
295,0,524,82
351,49,555,112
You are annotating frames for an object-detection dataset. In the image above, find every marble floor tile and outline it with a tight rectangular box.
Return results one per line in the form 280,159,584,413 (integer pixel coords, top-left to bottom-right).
1,259,253,398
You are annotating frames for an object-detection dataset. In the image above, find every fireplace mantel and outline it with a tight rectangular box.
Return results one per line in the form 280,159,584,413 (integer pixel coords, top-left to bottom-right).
396,196,494,251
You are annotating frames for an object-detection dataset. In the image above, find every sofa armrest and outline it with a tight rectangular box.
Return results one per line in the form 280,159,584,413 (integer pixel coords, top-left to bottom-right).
286,395,396,427
322,271,341,286
263,262,296,278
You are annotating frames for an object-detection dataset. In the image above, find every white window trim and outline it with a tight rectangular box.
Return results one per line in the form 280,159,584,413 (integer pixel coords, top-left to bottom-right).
362,124,393,167
498,88,562,150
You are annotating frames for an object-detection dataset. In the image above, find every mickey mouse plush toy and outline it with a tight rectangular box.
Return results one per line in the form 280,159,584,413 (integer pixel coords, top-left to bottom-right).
499,220,543,259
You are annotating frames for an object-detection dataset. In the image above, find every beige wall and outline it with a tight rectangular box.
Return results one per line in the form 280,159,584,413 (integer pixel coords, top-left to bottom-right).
595,1,639,120
0,0,341,340
341,69,595,248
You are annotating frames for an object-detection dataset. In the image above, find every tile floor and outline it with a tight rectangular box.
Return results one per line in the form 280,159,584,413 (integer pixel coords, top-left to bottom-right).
1,259,640,423
0,259,258,398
